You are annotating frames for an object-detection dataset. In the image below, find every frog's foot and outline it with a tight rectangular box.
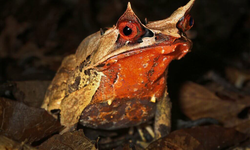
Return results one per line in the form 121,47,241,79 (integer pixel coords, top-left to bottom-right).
154,91,172,139
134,124,155,148
137,125,155,142
145,125,155,139
136,125,155,148
136,140,150,149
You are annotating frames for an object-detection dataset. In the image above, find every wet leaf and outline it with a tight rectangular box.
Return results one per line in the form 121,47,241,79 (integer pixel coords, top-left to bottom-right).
235,120,250,135
146,139,183,150
38,130,96,150
179,82,250,129
147,125,247,150
0,98,63,143
0,135,37,150
225,67,250,92
119,143,145,150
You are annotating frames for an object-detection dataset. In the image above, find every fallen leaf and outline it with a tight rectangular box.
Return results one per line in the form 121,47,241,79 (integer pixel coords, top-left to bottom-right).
0,135,37,150
0,97,63,143
146,139,183,150
12,80,51,108
235,120,250,135
38,130,96,150
117,143,144,150
179,82,250,129
147,125,247,150
225,67,250,93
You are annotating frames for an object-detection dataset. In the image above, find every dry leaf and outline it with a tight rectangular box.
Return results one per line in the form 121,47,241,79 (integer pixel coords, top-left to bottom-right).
147,125,247,150
0,135,37,150
225,67,250,89
12,80,51,108
179,82,250,129
38,130,96,150
0,98,63,143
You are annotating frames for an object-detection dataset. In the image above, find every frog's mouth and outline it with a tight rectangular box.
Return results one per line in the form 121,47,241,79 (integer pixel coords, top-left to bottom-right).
95,36,192,70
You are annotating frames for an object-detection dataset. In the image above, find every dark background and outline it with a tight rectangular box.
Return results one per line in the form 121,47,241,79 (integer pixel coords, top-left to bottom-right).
0,0,249,82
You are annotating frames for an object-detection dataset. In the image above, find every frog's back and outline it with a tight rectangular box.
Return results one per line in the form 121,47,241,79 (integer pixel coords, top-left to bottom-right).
42,31,101,112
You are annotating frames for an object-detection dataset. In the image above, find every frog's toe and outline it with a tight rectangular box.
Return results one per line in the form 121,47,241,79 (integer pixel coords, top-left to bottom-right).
135,124,155,148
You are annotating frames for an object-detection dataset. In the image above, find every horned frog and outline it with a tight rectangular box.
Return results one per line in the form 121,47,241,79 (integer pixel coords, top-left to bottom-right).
42,0,195,139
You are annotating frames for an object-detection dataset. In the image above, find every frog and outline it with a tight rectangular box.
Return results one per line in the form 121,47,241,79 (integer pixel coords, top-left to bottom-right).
41,0,195,139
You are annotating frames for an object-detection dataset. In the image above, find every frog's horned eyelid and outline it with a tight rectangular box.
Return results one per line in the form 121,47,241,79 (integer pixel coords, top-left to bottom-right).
127,2,132,10
145,0,195,31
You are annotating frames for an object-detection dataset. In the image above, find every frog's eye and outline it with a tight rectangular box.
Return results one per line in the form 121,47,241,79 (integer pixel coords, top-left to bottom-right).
118,21,141,40
177,14,194,32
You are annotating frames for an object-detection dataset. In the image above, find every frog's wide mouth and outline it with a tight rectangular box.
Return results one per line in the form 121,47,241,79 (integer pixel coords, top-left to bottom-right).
94,37,192,69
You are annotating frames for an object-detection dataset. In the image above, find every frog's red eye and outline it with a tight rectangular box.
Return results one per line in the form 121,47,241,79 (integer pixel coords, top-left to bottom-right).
177,14,194,32
118,21,140,40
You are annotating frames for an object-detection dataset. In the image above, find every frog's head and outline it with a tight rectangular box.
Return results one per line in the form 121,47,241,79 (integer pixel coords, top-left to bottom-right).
75,0,195,68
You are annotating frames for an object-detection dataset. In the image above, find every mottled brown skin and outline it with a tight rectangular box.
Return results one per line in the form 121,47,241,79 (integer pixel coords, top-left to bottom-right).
42,0,195,136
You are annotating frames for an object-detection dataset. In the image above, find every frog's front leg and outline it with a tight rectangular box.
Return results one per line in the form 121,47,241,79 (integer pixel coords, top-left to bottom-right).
154,90,171,140
154,69,171,140
136,88,171,148
42,54,76,112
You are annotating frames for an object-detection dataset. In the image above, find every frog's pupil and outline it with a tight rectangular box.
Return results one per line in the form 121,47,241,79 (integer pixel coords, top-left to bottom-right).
123,26,132,36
